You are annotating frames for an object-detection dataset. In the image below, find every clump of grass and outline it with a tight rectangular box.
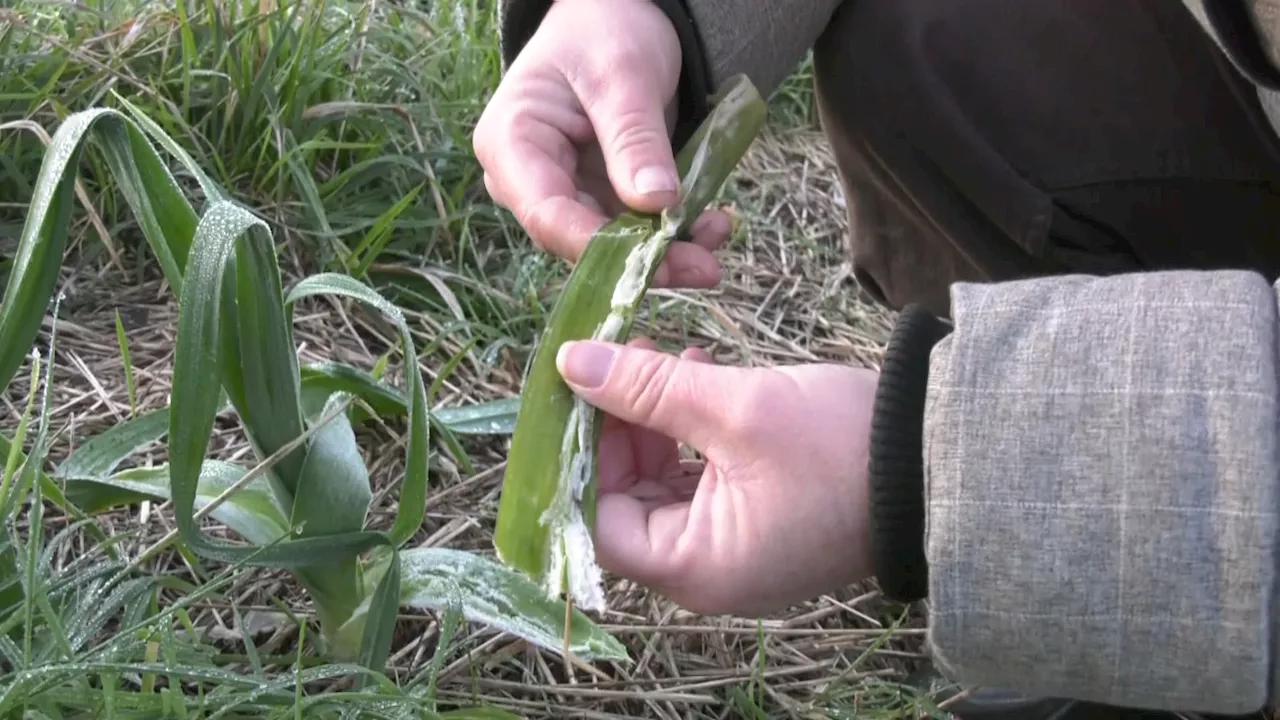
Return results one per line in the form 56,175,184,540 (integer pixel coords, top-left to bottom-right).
0,90,626,715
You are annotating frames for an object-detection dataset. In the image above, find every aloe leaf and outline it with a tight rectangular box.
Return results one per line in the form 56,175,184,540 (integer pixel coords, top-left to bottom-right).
434,398,520,436
299,362,407,421
493,75,767,611
60,461,291,546
355,547,401,681
227,228,308,492
375,548,629,662
286,390,375,657
53,408,170,481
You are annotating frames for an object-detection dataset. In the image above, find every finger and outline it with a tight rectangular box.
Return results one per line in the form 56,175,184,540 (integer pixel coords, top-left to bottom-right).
570,74,680,213
555,340,749,451
622,337,691,479
594,492,693,587
680,347,715,364
474,108,605,260
652,243,722,288
686,210,733,252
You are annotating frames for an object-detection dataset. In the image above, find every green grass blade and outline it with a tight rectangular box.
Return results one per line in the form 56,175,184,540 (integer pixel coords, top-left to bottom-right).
493,75,767,611
61,462,291,546
284,273,430,549
392,548,628,663
113,310,137,417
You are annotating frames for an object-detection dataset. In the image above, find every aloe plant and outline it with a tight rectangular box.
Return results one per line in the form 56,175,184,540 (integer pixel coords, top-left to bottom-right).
493,75,768,612
0,94,626,674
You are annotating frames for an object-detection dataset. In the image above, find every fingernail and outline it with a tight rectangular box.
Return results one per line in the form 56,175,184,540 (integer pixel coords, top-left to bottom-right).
557,341,615,389
633,166,677,196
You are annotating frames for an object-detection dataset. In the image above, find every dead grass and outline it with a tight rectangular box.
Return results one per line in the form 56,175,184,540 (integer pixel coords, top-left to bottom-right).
3,127,939,718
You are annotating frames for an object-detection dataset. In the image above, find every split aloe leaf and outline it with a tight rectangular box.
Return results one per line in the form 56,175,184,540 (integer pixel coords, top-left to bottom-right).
493,75,767,612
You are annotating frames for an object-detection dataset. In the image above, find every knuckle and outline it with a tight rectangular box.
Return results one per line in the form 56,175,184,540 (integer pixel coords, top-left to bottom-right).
602,107,667,153
618,353,679,423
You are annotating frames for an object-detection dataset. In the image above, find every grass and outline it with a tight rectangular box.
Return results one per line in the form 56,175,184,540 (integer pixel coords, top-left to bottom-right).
0,0,947,717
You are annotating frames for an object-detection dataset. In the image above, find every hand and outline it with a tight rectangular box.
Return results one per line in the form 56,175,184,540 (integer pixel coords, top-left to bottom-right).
472,0,733,288
556,337,878,617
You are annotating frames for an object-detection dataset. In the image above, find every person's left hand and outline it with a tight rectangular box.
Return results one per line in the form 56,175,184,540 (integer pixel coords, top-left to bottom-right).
557,337,879,617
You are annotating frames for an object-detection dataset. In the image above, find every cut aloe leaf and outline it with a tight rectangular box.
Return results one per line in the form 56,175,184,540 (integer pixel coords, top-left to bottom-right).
493,75,767,612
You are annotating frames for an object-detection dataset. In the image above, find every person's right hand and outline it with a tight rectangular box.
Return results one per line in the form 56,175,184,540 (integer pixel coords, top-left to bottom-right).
472,0,733,288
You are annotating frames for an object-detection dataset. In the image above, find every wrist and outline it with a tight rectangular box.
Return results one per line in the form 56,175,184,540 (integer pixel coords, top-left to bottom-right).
866,304,952,604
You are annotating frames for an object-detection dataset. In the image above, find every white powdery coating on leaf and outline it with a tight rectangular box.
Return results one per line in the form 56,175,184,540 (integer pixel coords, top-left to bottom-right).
536,210,685,613
397,548,627,661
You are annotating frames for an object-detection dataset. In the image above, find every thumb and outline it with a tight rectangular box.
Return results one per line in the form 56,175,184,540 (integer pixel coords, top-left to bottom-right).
578,81,680,210
556,340,740,450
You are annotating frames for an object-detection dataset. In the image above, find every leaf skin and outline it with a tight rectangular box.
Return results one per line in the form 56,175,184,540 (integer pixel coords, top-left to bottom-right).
391,548,629,663
493,75,768,604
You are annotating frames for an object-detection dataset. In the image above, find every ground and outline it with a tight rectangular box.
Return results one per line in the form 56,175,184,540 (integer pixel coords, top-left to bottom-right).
0,2,949,717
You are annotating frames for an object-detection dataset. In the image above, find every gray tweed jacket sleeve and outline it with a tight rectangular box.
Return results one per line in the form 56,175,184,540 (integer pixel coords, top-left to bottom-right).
923,271,1280,714
923,4,1280,711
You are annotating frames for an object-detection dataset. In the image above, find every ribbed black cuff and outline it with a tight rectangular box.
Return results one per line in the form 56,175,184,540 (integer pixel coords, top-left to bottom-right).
497,0,714,150
867,304,952,604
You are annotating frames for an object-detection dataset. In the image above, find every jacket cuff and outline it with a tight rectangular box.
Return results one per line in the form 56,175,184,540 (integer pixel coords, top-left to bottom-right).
867,304,952,604
495,0,713,149
1198,0,1280,89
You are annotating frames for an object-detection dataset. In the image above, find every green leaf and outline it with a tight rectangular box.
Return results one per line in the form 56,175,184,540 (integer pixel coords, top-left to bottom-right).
53,395,233,481
493,75,767,610
53,408,170,480
61,461,291,546
170,202,389,567
299,362,519,435
434,398,520,436
355,548,401,682
299,362,406,421
227,228,307,492
393,548,629,663
285,272,430,550
0,107,199,393
290,393,371,539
